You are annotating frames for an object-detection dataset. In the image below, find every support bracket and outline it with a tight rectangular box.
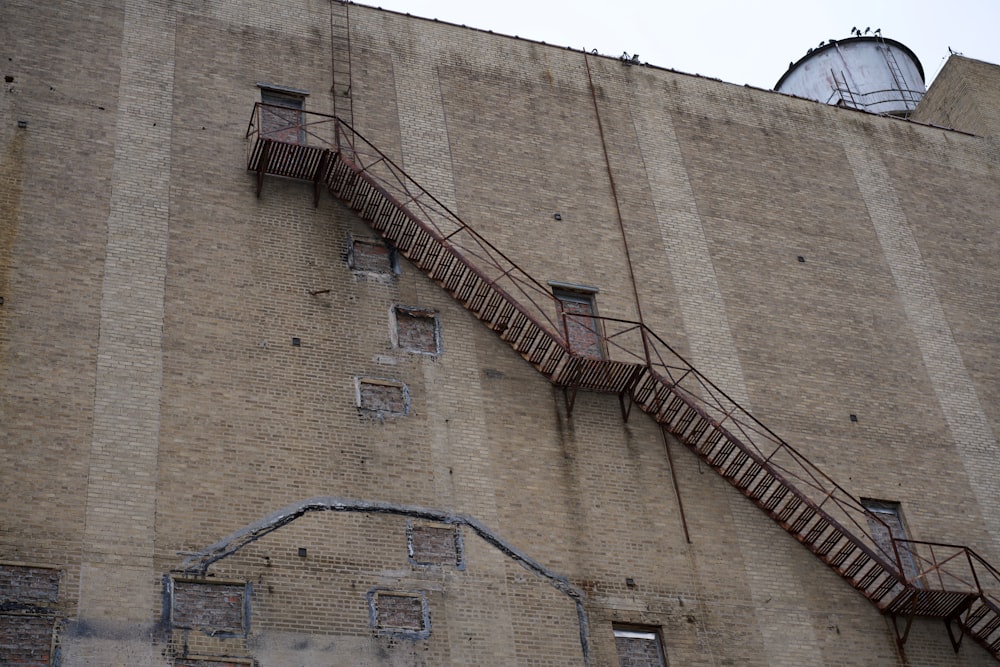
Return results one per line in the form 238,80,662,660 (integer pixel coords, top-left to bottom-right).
889,593,919,658
944,617,965,654
618,391,633,422
256,139,272,198
313,149,331,207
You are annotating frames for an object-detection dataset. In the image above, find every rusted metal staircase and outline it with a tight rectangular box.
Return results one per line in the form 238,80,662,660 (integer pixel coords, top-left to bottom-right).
246,104,1000,660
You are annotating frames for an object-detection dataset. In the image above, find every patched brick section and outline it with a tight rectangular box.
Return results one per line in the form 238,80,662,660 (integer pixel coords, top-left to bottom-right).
373,592,426,632
349,237,394,274
408,523,461,567
394,306,440,355
0,615,54,667
172,580,246,634
0,565,60,608
356,378,409,419
615,635,664,667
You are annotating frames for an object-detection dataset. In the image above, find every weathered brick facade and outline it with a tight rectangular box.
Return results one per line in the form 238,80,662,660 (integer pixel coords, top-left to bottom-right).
2,2,1000,666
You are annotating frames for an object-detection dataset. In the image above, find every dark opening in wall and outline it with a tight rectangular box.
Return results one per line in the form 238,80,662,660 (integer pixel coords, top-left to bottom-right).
407,521,463,568
369,590,429,638
355,377,410,419
392,305,441,355
170,578,248,636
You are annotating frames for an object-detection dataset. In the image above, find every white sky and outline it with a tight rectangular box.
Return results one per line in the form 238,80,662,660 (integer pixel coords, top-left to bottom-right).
364,0,1000,89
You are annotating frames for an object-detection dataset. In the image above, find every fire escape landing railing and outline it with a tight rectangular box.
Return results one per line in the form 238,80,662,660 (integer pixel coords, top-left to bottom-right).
245,104,1000,660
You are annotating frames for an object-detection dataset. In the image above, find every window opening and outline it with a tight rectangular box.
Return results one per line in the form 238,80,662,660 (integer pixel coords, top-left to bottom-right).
863,499,920,584
613,626,667,667
259,87,306,144
552,284,603,359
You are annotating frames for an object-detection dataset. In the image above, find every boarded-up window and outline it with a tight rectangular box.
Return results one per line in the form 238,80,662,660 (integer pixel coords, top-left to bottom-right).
408,522,462,567
0,564,59,667
171,579,247,635
348,237,396,275
553,286,603,359
260,89,305,144
614,626,666,667
393,306,441,355
355,378,409,419
863,500,919,583
370,591,429,637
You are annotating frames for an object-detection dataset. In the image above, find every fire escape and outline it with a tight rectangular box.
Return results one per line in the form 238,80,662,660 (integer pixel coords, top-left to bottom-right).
246,104,1000,661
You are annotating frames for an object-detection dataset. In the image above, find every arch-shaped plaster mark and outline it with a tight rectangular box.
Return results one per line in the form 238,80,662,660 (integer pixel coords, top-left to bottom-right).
174,496,590,665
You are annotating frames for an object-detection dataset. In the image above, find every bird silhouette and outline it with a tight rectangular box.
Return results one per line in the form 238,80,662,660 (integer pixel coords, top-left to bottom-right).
864,27,871,34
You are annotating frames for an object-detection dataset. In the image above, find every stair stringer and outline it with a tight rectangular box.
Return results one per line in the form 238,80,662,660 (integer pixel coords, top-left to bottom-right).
243,109,1000,661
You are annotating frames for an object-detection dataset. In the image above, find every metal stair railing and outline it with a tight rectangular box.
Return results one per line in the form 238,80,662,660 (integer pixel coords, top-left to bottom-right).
245,104,1000,660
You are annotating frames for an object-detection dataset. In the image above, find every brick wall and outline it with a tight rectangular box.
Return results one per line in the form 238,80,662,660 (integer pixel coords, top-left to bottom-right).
171,580,246,635
0,615,54,667
3,1,1000,665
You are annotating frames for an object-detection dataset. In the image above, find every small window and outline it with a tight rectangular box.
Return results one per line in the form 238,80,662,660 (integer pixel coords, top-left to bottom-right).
368,590,430,637
258,85,307,144
863,499,919,582
551,283,603,359
392,306,441,355
614,626,667,667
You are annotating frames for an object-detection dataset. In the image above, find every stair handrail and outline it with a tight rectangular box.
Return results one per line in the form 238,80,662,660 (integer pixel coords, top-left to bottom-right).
326,112,914,583
893,540,1000,601
247,105,1000,611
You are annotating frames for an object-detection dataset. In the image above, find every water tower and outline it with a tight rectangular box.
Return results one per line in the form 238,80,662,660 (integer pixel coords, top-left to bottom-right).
775,34,925,116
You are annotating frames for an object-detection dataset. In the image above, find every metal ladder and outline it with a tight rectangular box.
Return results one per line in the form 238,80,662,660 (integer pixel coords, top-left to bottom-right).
330,1,354,127
879,38,920,111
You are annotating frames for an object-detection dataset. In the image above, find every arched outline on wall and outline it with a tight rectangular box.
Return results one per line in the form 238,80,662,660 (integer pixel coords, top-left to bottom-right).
175,496,591,665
